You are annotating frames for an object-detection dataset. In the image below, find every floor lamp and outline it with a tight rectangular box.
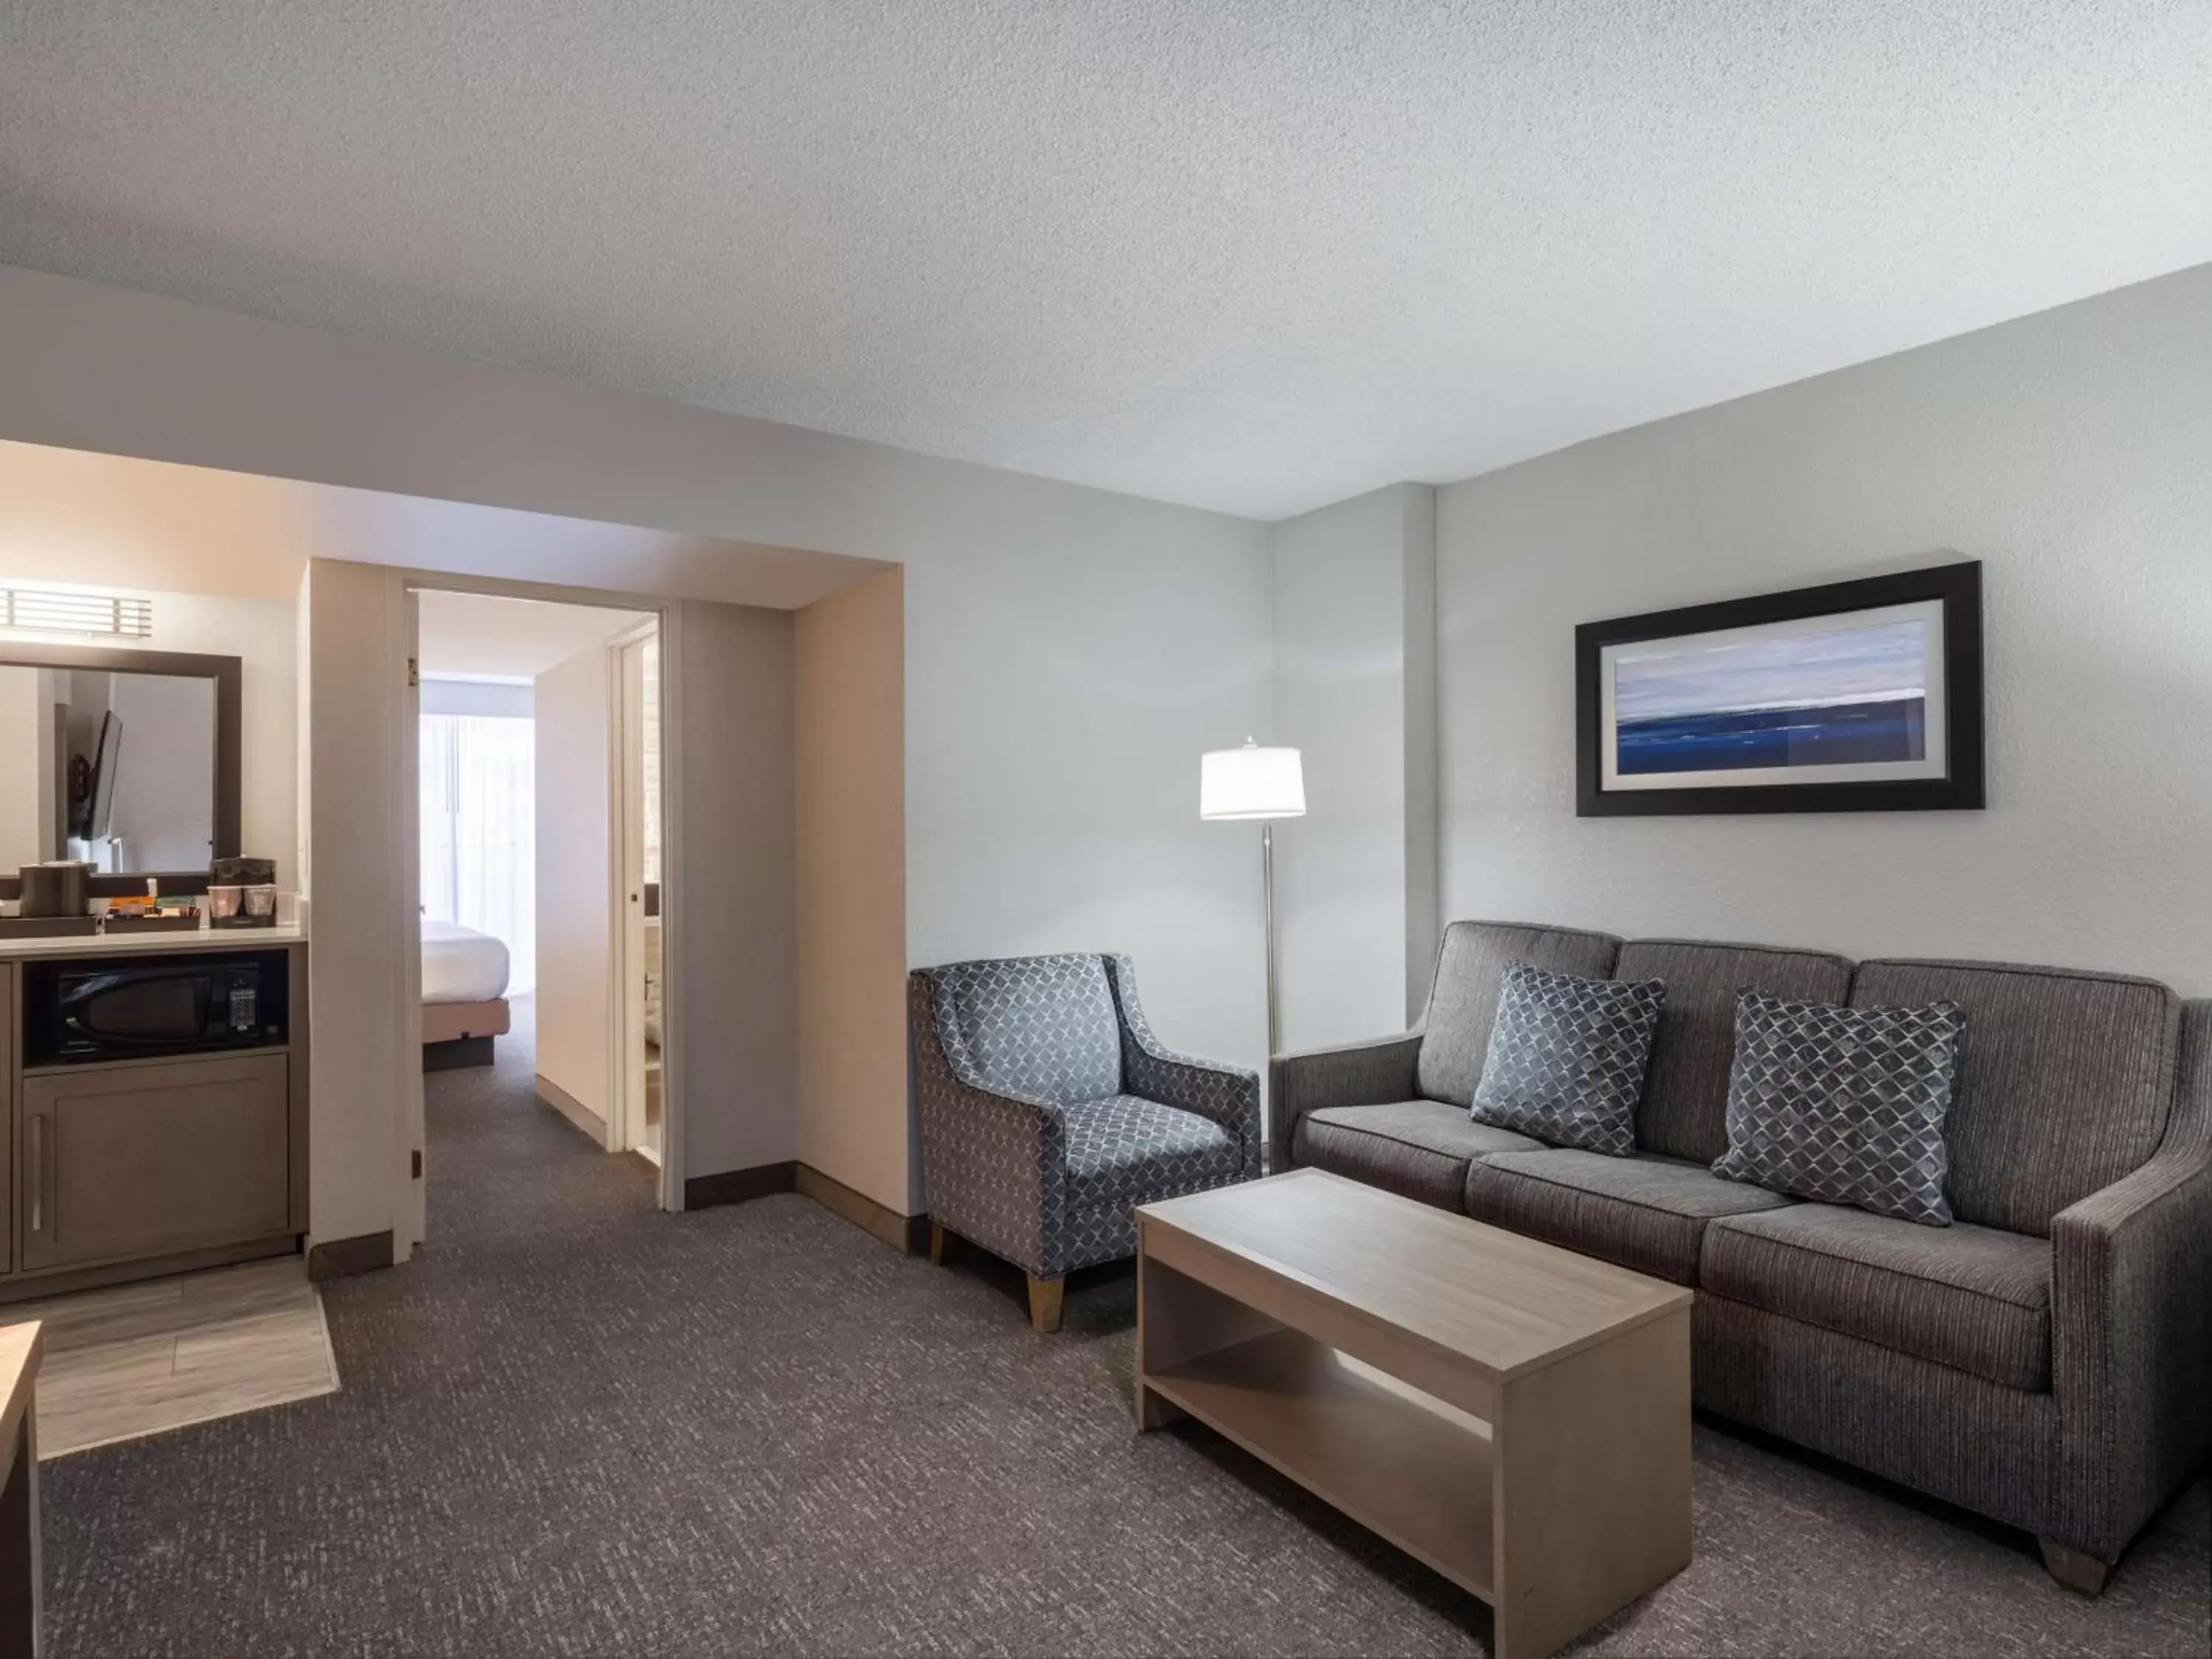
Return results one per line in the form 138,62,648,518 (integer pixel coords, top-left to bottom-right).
1200,740,1305,1161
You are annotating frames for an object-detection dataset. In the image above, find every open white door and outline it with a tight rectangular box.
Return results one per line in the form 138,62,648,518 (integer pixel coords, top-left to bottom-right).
606,625,657,1164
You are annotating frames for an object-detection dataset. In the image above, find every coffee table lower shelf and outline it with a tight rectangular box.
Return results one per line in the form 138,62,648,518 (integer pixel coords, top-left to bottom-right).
1144,1326,1496,1600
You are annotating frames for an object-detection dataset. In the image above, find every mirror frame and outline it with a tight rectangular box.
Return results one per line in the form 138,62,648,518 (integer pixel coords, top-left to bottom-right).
0,642,242,893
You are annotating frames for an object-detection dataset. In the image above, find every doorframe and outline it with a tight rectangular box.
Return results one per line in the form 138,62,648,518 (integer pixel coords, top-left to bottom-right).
397,571,687,1216
605,620,656,1161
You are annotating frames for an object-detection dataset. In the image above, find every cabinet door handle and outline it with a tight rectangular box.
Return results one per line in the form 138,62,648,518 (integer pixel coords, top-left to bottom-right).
26,1116,43,1237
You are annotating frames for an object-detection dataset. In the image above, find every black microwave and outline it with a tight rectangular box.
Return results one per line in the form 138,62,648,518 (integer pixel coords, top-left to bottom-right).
24,951,288,1065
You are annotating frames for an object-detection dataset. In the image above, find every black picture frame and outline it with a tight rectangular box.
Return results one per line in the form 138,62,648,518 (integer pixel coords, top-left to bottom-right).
1576,560,1984,816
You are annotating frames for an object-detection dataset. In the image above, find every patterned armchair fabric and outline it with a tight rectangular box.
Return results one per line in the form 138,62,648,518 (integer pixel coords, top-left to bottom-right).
914,954,1261,1279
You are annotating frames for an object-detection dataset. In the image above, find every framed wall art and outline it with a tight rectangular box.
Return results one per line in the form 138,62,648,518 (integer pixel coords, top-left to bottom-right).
1576,560,1983,815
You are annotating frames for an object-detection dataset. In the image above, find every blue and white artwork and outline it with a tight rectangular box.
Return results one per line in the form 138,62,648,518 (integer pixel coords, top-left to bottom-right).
1603,602,1946,787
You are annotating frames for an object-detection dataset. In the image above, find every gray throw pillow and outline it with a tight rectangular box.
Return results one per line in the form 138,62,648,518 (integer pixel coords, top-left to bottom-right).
1470,961,1666,1156
1713,990,1964,1226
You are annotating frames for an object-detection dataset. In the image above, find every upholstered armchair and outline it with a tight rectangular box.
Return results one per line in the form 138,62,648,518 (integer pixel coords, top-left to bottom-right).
912,953,1260,1331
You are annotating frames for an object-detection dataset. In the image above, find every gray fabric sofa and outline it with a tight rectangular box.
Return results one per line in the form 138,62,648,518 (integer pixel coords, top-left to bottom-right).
913,953,1261,1332
1272,919,2212,1593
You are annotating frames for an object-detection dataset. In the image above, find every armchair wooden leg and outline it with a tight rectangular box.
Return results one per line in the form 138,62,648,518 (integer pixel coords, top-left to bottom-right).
2038,1539,2111,1596
1026,1273,1065,1334
928,1221,952,1266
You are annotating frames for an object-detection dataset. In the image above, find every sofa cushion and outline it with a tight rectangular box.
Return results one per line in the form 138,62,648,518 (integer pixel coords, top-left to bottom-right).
1851,960,2178,1237
1617,939,1854,1164
1471,962,1665,1155
1713,992,1965,1227
1293,1101,1543,1212
1416,921,1621,1107
1062,1096,1241,1215
930,953,1121,1106
1703,1203,2051,1391
1461,1148,1796,1285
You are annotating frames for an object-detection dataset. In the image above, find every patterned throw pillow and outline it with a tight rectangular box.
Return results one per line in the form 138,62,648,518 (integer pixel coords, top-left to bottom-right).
1713,991,1964,1226
1470,961,1666,1156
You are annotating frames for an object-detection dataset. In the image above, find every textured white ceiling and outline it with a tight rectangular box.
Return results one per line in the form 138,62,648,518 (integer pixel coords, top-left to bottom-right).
3,2,2208,520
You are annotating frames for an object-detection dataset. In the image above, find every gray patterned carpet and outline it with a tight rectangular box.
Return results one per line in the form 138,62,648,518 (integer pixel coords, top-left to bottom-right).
40,998,2212,1655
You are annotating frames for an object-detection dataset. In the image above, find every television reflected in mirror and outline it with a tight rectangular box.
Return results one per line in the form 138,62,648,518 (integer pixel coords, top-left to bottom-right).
0,644,240,884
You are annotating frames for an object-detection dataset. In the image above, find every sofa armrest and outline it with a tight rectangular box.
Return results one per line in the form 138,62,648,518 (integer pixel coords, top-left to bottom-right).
2049,998,2212,1559
909,972,1068,1273
1105,955,1262,1179
1267,1031,1425,1174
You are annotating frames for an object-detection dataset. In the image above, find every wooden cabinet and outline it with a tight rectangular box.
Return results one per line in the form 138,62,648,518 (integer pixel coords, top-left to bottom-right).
21,1053,291,1274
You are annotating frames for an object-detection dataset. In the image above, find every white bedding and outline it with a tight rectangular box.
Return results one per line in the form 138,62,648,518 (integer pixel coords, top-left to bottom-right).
422,918,512,1004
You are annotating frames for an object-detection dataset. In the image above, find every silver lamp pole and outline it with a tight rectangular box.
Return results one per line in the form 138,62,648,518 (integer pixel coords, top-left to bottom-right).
1262,820,1279,1061
1200,740,1306,1164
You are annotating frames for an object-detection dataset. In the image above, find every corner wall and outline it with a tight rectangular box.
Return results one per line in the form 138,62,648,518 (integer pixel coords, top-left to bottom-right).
1268,483,1439,1049
534,644,613,1131
301,558,411,1248
664,598,799,1183
794,570,908,1214
1436,262,2212,994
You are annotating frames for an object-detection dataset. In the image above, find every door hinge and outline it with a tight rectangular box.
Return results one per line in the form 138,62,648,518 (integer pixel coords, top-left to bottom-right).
407,657,420,689
411,1149,423,1179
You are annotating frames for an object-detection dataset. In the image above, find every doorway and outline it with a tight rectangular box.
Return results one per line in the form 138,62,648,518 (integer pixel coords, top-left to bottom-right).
407,585,670,1236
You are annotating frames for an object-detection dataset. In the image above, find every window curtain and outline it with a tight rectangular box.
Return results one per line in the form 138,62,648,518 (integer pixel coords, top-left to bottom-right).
420,713,536,994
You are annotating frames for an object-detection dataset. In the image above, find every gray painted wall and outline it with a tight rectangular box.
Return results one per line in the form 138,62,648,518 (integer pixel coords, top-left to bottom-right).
1436,262,2212,993
1268,483,1439,1050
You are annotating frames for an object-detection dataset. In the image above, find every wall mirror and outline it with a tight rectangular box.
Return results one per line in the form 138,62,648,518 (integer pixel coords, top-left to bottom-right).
0,643,241,887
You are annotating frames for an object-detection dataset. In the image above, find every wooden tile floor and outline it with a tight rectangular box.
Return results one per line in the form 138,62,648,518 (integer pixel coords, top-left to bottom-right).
0,1257,338,1458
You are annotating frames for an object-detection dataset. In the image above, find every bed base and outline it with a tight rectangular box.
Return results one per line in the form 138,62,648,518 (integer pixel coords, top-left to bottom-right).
422,998,511,1071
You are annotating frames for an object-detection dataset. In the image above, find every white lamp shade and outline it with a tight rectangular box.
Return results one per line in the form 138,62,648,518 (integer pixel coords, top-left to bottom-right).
1200,745,1305,820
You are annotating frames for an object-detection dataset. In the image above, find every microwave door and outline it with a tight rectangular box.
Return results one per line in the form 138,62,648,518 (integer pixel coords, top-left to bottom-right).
63,972,214,1049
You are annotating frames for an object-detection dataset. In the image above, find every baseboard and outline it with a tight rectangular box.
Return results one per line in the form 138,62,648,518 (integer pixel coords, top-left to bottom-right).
423,1035,495,1072
0,1236,300,1304
307,1230,395,1281
684,1161,798,1210
534,1073,609,1147
795,1164,928,1253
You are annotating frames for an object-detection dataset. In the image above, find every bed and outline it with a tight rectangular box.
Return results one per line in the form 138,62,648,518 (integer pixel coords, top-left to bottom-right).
422,918,512,1071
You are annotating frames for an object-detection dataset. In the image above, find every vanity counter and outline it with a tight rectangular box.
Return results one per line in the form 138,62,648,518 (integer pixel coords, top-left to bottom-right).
0,922,306,962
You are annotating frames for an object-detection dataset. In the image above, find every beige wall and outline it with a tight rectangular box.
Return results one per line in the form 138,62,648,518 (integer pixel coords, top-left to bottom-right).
795,570,908,1214
533,644,613,1129
301,558,414,1248
0,670,43,872
664,598,799,1183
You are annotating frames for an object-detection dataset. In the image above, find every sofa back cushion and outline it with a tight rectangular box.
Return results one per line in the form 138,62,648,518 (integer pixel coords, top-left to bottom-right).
1618,939,1854,1163
1418,921,1621,1107
1849,959,2179,1235
929,953,1121,1106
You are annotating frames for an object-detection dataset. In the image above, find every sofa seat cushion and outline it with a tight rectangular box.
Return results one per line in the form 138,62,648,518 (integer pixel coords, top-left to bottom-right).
1062,1096,1242,1215
1703,1203,2051,1391
1293,1101,1543,1212
1462,1149,1796,1284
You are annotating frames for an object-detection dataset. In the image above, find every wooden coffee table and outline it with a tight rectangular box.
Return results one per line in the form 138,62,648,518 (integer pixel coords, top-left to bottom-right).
1135,1168,1692,1659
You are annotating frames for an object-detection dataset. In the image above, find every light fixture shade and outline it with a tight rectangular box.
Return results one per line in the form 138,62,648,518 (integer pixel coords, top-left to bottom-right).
1200,744,1305,820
